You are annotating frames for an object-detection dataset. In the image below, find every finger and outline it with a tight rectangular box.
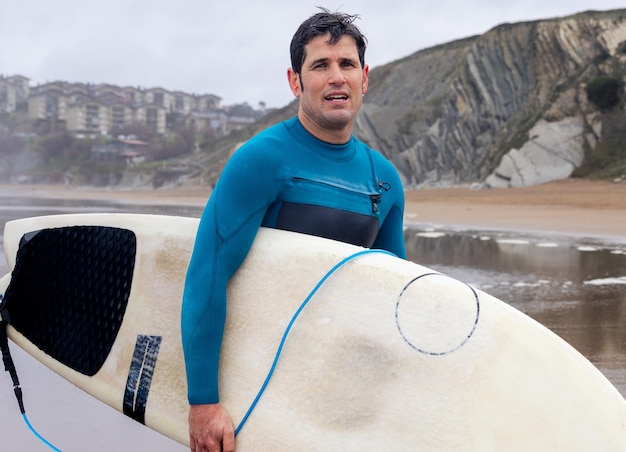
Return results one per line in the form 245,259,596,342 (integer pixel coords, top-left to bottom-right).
223,429,235,452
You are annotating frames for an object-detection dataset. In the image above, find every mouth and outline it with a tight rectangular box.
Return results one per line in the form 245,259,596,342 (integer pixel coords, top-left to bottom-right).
325,93,349,102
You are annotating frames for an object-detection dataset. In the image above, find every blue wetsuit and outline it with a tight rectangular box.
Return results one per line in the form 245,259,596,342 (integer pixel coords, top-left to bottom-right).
181,116,406,404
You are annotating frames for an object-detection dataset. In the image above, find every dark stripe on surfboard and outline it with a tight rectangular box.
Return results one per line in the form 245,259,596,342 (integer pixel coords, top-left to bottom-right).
123,334,162,424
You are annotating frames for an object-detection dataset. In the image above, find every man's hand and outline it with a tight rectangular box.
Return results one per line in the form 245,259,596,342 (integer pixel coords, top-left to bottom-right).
188,403,235,452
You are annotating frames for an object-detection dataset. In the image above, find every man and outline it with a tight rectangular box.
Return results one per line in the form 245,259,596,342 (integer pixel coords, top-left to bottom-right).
181,8,406,451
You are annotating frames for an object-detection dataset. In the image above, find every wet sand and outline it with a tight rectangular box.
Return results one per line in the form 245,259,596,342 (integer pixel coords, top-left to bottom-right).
2,178,625,240
403,178,626,240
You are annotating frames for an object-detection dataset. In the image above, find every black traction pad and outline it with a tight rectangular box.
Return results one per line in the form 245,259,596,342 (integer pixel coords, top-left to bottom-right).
2,225,136,376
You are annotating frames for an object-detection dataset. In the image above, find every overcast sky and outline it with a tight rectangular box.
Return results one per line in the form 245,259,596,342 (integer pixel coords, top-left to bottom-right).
1,1,625,109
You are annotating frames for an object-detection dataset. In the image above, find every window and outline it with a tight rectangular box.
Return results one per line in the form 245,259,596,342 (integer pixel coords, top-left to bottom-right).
112,106,125,128
146,108,158,132
86,104,99,130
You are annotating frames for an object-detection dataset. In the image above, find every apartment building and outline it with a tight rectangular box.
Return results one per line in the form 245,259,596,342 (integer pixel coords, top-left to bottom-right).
0,74,30,113
22,78,227,136
172,91,196,114
195,94,221,112
28,83,68,124
65,100,111,135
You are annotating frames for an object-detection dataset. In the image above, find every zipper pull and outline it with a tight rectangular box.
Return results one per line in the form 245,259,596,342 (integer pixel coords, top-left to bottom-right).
370,181,390,214
370,194,381,213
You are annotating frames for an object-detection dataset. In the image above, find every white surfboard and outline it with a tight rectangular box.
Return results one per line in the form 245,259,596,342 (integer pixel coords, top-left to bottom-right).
1,213,625,450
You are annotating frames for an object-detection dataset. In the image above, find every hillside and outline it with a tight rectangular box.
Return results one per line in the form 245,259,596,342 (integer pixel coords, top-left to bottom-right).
357,8,626,187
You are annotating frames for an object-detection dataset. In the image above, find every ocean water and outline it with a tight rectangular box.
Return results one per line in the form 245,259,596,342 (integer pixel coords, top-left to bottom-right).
0,195,625,450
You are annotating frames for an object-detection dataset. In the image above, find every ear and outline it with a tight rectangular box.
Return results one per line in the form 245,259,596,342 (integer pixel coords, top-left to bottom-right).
361,64,370,95
287,68,301,97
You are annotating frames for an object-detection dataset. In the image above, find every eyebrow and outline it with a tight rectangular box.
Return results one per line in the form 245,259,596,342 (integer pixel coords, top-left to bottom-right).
307,56,359,68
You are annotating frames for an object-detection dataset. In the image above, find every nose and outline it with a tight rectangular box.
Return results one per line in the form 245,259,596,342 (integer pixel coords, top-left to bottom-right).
328,63,346,85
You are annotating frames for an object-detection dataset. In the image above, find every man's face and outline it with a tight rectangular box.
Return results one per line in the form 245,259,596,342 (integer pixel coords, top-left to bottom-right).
288,33,369,144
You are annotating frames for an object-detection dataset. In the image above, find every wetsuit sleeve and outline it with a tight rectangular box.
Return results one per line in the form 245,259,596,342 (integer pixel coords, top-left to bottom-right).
181,142,280,404
371,153,407,259
373,203,406,259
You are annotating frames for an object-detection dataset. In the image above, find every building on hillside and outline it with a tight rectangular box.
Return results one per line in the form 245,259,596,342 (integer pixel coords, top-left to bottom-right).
0,82,16,114
145,87,174,110
27,86,68,129
6,75,30,100
188,110,228,134
225,115,257,133
121,86,144,106
66,85,90,104
194,94,221,112
9,76,259,137
0,75,30,113
65,98,109,135
134,104,167,135
91,138,148,165
109,103,135,130
172,91,196,115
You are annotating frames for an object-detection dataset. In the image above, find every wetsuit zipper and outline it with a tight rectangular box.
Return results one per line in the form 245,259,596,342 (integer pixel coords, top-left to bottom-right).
291,176,382,214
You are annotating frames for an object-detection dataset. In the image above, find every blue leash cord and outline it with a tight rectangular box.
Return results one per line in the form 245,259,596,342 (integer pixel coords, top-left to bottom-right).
234,248,396,436
1,295,62,451
23,413,62,451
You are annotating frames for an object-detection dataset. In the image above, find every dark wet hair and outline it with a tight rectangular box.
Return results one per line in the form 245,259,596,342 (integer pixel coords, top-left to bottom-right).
290,7,367,74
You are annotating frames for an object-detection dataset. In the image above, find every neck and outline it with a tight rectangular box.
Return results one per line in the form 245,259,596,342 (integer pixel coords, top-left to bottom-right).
297,112,353,145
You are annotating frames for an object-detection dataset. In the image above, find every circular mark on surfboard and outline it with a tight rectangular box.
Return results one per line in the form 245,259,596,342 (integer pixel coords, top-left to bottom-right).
395,273,480,355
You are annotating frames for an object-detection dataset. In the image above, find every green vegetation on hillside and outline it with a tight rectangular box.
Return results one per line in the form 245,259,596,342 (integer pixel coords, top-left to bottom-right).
575,58,626,179
585,76,623,110
574,108,626,179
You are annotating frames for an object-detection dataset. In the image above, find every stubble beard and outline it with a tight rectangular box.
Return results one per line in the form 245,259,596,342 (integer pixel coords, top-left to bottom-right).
302,100,354,133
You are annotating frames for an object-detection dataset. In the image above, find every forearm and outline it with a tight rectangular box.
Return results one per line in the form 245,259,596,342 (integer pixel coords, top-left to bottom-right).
181,200,269,404
181,218,227,404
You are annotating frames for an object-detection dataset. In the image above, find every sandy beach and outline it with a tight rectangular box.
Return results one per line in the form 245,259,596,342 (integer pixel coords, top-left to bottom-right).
2,177,625,240
404,178,626,240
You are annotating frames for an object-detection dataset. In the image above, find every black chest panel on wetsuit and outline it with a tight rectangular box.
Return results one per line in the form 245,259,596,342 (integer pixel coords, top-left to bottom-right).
275,201,379,248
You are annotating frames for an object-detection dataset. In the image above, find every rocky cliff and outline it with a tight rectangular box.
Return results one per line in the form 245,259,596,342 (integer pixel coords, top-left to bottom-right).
355,9,626,187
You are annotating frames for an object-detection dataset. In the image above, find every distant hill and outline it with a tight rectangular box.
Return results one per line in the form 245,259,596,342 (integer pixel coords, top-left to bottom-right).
356,8,626,188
